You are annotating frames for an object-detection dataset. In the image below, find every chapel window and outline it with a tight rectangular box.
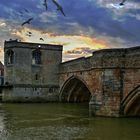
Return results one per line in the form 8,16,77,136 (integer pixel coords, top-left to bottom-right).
32,49,41,64
6,50,14,65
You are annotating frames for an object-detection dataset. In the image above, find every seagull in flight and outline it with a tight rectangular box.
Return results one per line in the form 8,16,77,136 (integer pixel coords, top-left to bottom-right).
25,31,32,37
26,34,32,37
119,0,127,6
110,3,123,9
43,0,48,11
21,18,33,26
28,31,32,34
52,0,66,16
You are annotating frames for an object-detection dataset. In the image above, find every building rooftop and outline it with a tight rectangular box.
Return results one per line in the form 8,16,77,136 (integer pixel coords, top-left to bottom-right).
4,39,63,51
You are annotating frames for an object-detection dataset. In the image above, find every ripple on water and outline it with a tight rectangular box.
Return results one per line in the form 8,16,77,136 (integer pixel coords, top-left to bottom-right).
0,103,140,140
0,125,89,140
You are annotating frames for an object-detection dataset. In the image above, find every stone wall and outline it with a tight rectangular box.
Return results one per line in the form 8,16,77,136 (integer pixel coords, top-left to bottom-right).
59,46,140,117
3,40,62,102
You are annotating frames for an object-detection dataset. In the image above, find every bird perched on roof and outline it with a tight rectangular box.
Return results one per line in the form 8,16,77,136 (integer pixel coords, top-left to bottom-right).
40,38,44,41
52,0,66,16
21,18,33,26
119,0,127,6
43,0,48,11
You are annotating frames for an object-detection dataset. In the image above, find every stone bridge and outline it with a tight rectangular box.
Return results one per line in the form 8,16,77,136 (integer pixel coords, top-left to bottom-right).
3,40,140,117
59,47,140,117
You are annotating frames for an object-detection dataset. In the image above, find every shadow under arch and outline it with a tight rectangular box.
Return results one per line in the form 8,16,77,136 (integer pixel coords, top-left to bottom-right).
59,75,91,103
121,85,140,117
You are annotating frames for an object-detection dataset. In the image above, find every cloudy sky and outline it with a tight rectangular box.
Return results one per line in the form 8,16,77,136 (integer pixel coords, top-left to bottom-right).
0,0,140,62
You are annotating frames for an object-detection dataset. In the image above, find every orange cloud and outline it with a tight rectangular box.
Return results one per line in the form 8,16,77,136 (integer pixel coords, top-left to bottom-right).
14,27,108,61
63,47,94,61
15,27,108,48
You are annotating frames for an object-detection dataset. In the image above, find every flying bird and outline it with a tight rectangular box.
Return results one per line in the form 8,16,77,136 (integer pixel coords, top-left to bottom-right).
52,0,66,16
21,18,33,26
25,31,32,37
26,34,32,37
28,31,32,34
119,0,127,6
26,31,32,37
43,0,48,11
40,38,44,41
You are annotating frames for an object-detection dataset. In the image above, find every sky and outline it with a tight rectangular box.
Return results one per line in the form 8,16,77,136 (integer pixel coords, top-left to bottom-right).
0,0,140,62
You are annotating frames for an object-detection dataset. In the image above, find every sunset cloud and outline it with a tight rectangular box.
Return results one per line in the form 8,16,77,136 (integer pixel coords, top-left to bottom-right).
64,47,95,55
14,27,109,61
0,0,139,63
94,0,140,20
15,27,108,50
0,22,6,27
63,47,94,61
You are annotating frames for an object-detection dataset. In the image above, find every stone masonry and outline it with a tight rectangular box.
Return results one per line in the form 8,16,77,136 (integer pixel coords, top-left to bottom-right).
59,47,140,117
3,40,62,102
2,40,140,117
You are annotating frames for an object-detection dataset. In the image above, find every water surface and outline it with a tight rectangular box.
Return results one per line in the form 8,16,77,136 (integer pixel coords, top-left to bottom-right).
0,103,140,140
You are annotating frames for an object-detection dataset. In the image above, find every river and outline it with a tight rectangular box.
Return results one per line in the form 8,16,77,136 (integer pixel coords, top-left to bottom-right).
0,103,140,140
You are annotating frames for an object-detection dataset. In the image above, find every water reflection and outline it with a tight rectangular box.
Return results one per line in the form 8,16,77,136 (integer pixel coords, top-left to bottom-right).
0,107,5,133
0,103,140,140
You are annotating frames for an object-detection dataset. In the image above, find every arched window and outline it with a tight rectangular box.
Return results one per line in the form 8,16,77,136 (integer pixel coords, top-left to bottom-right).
6,50,14,65
32,49,41,64
35,74,38,80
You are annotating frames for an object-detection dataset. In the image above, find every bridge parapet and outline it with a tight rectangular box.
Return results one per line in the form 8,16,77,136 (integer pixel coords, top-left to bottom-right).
61,47,140,73
60,57,91,73
125,46,140,68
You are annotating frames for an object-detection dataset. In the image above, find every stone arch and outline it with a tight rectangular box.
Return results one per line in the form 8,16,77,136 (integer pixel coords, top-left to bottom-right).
121,85,140,116
5,49,14,65
32,49,41,64
59,75,91,103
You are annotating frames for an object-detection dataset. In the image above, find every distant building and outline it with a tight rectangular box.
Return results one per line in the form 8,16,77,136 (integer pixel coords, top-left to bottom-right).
0,61,4,96
3,40,63,102
0,61,4,86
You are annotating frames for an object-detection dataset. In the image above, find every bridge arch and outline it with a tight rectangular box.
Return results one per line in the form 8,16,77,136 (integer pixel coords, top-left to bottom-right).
121,85,140,117
59,76,91,103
